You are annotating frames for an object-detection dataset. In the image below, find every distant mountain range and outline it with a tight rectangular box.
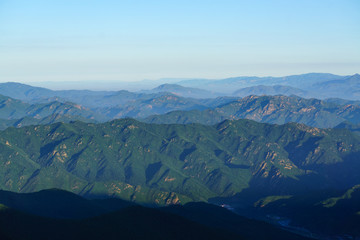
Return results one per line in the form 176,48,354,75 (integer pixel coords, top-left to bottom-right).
0,94,104,121
142,83,222,99
2,73,360,107
310,74,360,99
233,85,309,97
2,91,360,132
94,93,210,119
144,95,360,128
0,92,227,127
0,82,191,108
177,73,343,93
176,73,360,100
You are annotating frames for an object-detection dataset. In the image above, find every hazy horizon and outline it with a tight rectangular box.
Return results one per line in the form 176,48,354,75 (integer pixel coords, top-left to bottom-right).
0,72,355,91
1,0,359,83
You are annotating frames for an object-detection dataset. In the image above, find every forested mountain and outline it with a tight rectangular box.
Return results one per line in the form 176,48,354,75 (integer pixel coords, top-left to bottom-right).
0,119,359,205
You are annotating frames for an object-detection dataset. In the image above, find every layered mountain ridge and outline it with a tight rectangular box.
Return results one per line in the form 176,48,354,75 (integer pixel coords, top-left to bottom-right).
144,95,360,128
0,75,359,239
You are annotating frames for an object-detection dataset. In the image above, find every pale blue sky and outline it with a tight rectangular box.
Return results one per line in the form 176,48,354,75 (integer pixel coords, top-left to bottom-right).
0,0,359,82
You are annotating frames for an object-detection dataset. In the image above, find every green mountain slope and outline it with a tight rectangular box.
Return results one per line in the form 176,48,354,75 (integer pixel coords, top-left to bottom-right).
0,119,359,205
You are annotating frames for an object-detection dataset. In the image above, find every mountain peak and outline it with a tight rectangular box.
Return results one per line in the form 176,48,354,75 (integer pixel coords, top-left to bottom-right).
349,73,360,79
153,83,192,91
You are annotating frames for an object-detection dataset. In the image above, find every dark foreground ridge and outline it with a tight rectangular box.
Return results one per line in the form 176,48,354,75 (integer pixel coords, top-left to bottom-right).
0,189,312,240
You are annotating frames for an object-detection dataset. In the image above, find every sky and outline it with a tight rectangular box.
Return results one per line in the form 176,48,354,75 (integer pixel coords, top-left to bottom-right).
0,0,359,83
